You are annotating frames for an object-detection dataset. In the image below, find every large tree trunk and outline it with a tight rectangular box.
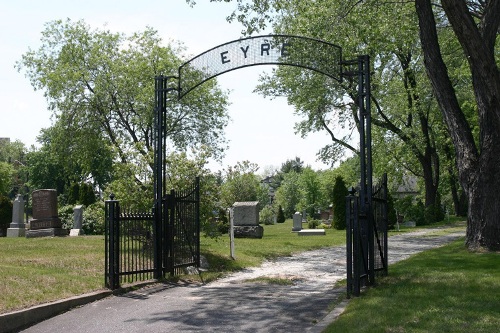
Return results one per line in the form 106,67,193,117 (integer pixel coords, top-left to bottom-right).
415,0,500,250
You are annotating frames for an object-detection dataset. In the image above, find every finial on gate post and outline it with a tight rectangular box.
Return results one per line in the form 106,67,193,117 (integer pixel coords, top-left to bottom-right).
109,193,115,201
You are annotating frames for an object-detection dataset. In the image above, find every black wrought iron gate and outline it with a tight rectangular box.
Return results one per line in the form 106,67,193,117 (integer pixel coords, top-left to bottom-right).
105,177,200,290
346,174,388,297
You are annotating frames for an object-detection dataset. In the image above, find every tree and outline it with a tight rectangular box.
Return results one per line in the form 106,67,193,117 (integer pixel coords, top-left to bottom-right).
0,162,14,196
414,0,500,250
17,19,230,182
298,167,324,218
220,161,266,209
274,171,301,218
277,205,286,223
332,176,348,230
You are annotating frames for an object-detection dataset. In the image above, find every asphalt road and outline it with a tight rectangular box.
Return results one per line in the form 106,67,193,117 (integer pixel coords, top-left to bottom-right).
17,227,465,333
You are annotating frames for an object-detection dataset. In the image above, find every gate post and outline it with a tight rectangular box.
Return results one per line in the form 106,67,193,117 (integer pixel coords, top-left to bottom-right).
154,76,166,279
346,187,358,298
105,194,120,290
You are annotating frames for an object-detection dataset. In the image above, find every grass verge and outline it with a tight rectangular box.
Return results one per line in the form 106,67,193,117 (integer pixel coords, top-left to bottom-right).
0,236,105,314
323,238,500,333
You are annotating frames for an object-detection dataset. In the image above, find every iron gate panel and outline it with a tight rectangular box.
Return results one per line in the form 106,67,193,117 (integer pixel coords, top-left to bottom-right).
346,173,388,297
164,177,201,276
105,199,155,289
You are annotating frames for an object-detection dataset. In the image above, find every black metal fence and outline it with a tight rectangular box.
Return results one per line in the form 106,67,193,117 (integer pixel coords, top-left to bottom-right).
105,198,156,290
105,178,200,290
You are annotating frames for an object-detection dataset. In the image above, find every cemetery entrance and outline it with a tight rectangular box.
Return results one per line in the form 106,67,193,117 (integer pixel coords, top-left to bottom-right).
105,35,387,296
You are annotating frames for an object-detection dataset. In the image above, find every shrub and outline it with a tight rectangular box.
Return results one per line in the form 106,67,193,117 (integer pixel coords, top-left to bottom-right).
277,205,286,223
332,176,348,230
308,219,320,229
82,202,105,235
58,202,105,235
0,195,13,236
79,183,96,206
387,192,397,229
259,205,275,225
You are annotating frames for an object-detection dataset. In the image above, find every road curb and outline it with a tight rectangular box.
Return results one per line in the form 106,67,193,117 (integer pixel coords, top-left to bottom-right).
308,298,350,333
0,290,112,333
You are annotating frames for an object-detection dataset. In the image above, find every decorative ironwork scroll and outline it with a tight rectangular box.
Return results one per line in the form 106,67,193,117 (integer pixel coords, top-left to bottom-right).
178,35,342,98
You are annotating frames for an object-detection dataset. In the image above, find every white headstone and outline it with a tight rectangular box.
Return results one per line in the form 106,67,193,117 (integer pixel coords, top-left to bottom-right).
70,205,84,236
7,194,26,237
292,212,302,232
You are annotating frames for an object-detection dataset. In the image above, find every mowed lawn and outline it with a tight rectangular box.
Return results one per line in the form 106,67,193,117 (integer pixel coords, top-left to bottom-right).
325,239,500,333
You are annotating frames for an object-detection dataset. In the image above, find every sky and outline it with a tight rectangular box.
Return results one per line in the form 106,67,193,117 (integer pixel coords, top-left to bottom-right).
0,0,334,173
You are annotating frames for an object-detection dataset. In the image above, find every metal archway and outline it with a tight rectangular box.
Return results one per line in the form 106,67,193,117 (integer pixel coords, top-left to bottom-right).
153,35,383,296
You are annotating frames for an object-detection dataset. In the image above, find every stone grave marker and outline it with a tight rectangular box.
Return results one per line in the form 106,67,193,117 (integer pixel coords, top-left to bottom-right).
70,205,84,236
232,201,263,238
26,189,66,238
292,211,302,232
7,194,26,237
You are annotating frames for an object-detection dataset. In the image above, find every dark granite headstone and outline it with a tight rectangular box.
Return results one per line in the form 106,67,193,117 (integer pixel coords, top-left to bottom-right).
26,189,66,238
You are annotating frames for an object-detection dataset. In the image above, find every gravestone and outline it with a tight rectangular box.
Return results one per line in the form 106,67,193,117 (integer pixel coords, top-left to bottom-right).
292,212,302,232
302,210,307,223
232,201,263,238
69,205,84,236
7,194,26,237
26,189,66,238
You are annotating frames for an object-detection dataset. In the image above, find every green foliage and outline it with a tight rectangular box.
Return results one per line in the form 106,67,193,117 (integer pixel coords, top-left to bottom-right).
17,19,230,186
0,195,13,236
276,205,285,223
386,192,397,229
259,204,275,225
82,202,105,235
395,196,426,226
59,202,105,235
220,161,264,209
307,219,320,229
67,183,80,205
25,146,66,195
78,183,96,206
298,167,324,218
332,176,348,230
275,171,301,218
0,162,14,196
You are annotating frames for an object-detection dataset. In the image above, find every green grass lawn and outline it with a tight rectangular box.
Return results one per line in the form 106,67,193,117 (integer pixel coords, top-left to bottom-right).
324,238,500,333
0,235,105,314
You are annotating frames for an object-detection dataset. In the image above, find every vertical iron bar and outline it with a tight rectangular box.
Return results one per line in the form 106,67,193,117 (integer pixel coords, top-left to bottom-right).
363,55,375,286
358,56,367,216
154,76,165,279
346,194,353,298
168,189,176,275
195,176,201,267
104,200,109,288
106,196,120,290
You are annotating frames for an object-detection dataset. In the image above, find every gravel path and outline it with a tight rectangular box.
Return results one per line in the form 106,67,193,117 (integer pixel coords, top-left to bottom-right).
21,226,465,333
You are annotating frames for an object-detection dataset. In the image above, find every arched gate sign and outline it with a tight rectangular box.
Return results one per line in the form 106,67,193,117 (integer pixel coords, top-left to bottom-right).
106,35,387,296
